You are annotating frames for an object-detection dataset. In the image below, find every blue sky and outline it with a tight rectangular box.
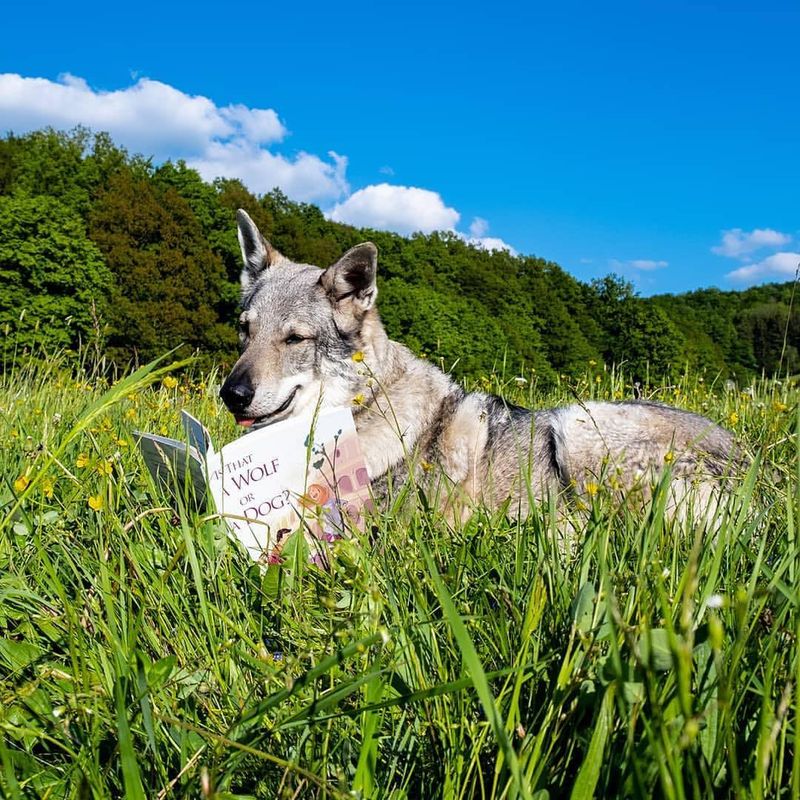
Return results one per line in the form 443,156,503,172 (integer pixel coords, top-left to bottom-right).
1,0,798,294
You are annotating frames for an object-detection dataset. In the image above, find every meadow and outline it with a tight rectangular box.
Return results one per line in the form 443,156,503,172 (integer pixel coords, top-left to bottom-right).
1,352,799,799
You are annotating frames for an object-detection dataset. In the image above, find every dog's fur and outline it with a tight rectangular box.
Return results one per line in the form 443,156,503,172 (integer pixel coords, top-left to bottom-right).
220,210,741,521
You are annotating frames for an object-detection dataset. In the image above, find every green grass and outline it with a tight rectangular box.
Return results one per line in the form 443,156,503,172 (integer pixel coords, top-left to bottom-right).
1,352,799,798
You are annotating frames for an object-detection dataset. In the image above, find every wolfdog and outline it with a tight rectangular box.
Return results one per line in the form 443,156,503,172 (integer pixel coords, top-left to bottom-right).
220,210,741,521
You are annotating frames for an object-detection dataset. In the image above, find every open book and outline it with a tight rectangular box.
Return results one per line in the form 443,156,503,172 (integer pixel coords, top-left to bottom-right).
135,407,372,565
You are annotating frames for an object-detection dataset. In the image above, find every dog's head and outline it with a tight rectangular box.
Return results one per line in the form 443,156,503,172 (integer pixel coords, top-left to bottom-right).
219,209,381,427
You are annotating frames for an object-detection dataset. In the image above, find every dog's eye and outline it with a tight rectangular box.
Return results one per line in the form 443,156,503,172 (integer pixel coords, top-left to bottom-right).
238,320,250,337
284,333,307,345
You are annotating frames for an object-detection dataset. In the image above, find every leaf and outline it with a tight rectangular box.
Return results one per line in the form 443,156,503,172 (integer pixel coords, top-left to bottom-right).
422,545,532,800
37,510,60,526
148,655,176,686
114,680,146,800
571,582,596,635
353,674,384,796
570,683,616,800
0,734,23,800
622,681,645,705
0,637,42,671
262,563,281,600
134,654,157,753
638,628,674,672
281,528,309,578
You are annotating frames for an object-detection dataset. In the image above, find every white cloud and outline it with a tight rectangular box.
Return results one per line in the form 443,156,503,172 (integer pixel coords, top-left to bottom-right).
469,217,489,238
192,143,349,203
630,259,668,271
712,228,792,259
0,73,285,156
727,252,800,284
328,183,460,235
0,72,519,247
0,72,348,202
328,187,518,250
466,236,517,255
462,217,516,254
609,258,668,272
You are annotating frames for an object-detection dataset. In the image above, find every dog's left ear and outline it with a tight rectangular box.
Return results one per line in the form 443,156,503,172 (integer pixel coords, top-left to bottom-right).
237,209,283,294
320,243,378,314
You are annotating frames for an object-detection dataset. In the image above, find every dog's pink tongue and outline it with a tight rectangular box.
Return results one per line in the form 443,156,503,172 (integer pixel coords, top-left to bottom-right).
236,417,255,428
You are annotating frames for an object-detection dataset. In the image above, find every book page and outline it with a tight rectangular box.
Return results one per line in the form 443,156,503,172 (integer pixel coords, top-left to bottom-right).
206,407,372,564
181,410,214,458
135,432,208,504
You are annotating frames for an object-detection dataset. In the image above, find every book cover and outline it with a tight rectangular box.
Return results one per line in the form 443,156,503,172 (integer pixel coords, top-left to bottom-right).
136,407,372,565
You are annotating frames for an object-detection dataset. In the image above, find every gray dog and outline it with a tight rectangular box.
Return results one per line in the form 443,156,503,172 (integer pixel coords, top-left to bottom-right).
221,210,741,521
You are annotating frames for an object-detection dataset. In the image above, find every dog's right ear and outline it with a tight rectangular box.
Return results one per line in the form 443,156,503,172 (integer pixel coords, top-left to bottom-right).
237,209,282,293
320,243,378,316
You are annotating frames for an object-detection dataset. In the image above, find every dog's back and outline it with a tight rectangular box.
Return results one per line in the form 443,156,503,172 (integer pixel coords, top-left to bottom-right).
473,397,742,520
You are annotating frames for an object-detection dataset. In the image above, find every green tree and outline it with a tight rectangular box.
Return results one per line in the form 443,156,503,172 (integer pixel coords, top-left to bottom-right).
0,127,129,215
0,194,112,356
3,127,799,384
739,302,800,376
590,275,684,380
89,168,237,365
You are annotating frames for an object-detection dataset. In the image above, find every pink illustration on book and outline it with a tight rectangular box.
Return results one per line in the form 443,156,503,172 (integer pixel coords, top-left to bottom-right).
261,427,372,566
259,527,293,567
300,426,373,541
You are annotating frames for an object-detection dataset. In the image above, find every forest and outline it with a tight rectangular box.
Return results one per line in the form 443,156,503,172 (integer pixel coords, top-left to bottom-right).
2,127,798,384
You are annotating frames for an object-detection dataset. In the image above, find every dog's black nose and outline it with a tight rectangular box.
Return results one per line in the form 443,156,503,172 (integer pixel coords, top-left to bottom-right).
220,375,255,412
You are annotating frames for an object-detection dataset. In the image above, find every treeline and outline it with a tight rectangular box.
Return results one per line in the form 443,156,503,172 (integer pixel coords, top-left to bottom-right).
1,127,798,383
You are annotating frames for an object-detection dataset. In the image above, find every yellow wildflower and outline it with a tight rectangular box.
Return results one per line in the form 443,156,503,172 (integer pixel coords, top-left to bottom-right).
76,453,90,469
163,376,178,390
664,451,674,464
420,460,433,472
774,401,788,413
351,351,364,362
589,359,597,367
114,436,129,448
125,408,137,420
96,461,113,477
585,481,599,498
14,474,30,493
353,393,365,406
42,477,54,499
728,411,739,426
88,495,104,511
